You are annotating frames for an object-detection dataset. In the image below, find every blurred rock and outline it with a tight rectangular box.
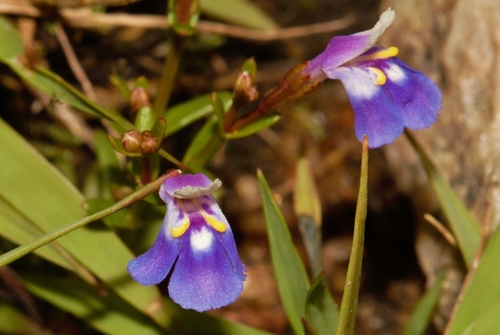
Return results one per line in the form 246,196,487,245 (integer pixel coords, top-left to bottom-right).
381,0,500,329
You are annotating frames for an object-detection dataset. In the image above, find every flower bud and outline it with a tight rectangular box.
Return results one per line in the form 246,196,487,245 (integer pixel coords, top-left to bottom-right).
140,131,157,155
122,130,143,153
232,71,258,107
130,87,151,114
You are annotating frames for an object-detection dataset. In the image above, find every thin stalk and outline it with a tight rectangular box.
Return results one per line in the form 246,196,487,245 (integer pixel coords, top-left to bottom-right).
158,148,189,170
336,136,369,335
0,170,181,268
152,37,183,119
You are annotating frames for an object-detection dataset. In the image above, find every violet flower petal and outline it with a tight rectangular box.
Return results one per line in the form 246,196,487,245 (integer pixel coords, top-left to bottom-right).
307,8,395,79
379,58,442,129
127,222,181,286
168,227,245,312
327,66,404,147
129,173,246,312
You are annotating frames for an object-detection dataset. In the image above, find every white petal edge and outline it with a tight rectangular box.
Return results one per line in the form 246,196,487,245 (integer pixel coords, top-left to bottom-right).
369,8,396,46
173,179,222,199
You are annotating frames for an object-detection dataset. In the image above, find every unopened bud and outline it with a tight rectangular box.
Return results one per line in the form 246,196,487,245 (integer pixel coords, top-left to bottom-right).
141,131,157,155
130,87,151,113
122,130,143,153
233,72,259,106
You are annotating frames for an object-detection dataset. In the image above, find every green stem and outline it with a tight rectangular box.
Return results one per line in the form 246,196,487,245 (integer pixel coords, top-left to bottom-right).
158,148,189,170
152,37,183,119
0,170,181,268
336,136,369,335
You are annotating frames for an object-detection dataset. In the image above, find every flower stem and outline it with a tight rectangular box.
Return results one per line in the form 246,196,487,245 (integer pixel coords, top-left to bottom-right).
0,170,181,268
336,135,369,335
152,37,184,119
158,148,189,170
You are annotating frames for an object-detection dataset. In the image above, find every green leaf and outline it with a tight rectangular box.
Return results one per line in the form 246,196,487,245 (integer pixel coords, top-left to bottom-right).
183,116,225,171
305,273,339,335
406,131,480,268
22,274,164,335
109,74,131,100
460,297,500,335
212,92,227,136
164,92,231,136
0,16,23,60
446,224,500,334
241,58,257,77
11,63,134,132
402,272,444,335
84,198,133,229
0,302,47,334
0,198,86,275
0,119,169,327
0,17,133,131
225,114,281,139
135,106,156,132
257,170,310,335
294,158,322,276
94,130,125,198
200,0,278,30
168,300,274,335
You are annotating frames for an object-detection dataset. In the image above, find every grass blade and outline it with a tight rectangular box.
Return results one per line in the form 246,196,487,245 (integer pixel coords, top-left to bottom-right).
305,272,339,335
405,131,480,268
257,169,309,335
402,272,444,335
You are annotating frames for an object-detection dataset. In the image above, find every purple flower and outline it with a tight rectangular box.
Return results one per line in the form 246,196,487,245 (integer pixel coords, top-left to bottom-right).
128,173,246,312
238,8,441,148
305,8,442,147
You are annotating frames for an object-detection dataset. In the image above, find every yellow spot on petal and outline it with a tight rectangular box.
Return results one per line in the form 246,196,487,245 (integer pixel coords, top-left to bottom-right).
368,46,399,60
203,214,227,233
353,46,399,64
367,67,387,85
171,218,190,238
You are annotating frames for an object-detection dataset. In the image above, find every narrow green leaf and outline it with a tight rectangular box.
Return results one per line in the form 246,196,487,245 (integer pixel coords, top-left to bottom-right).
22,274,164,335
405,131,480,268
212,92,227,136
257,170,310,335
460,297,500,335
109,74,131,100
336,136,369,335
0,119,168,327
305,273,339,335
135,106,156,132
183,116,225,171
225,114,281,139
164,92,231,136
294,158,322,276
241,58,257,77
446,223,500,334
403,272,444,335
0,16,23,60
94,130,125,198
84,198,133,229
0,18,133,131
200,0,278,30
168,300,274,335
151,117,167,146
0,197,77,272
9,62,134,132
0,302,48,334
